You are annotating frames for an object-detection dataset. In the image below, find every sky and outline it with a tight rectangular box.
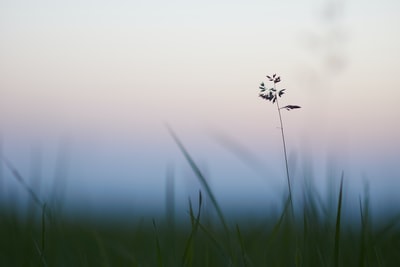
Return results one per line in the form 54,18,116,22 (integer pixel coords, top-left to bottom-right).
0,0,399,217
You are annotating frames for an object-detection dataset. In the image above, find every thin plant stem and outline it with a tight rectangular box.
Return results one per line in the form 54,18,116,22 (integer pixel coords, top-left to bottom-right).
259,75,300,218
274,83,294,217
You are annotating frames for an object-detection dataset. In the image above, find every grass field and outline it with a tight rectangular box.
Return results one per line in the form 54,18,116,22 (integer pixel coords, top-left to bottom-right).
1,136,400,266
1,187,400,267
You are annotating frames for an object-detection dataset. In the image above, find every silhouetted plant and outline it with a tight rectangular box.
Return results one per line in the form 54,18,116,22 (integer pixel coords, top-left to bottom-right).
259,74,301,215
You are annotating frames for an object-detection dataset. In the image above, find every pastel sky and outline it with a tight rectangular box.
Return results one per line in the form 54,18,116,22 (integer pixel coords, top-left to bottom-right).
1,0,399,215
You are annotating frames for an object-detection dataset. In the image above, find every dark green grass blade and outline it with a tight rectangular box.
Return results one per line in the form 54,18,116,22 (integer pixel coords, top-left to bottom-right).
166,126,229,234
374,247,384,267
334,172,344,267
267,195,291,247
182,191,202,266
185,191,230,264
32,237,48,267
303,177,329,223
358,197,366,267
373,213,400,245
316,246,326,267
295,247,302,267
92,230,110,267
236,224,251,267
152,219,163,267
303,204,308,242
41,203,47,255
188,198,195,227
196,219,230,263
165,164,175,229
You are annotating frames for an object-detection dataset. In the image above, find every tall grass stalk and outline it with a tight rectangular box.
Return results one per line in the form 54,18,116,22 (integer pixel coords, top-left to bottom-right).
274,82,294,215
259,74,301,217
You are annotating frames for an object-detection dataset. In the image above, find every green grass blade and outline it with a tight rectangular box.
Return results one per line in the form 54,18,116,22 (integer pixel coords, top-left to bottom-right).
185,190,230,264
334,172,344,267
236,224,251,267
166,126,229,234
267,195,291,247
374,246,384,267
316,246,326,267
188,197,195,227
152,219,164,267
32,237,48,267
372,213,400,245
196,220,230,263
358,197,366,267
41,203,46,254
92,230,111,267
165,164,175,229
182,191,203,267
303,204,308,242
295,247,302,267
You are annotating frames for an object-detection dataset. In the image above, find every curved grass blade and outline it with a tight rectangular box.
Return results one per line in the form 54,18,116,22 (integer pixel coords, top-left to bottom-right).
1,156,43,207
182,191,202,266
196,219,231,264
32,237,48,267
334,172,344,267
236,224,253,267
372,213,400,245
166,126,229,234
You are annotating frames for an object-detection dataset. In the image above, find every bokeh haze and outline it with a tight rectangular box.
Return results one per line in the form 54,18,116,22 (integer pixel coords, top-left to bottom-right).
1,0,399,218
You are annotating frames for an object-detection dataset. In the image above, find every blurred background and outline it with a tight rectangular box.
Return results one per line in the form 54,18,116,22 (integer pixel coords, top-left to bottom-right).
0,0,399,220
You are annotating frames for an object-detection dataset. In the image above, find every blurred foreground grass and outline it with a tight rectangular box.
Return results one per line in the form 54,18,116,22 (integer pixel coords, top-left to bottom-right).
1,192,400,267
1,133,400,266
